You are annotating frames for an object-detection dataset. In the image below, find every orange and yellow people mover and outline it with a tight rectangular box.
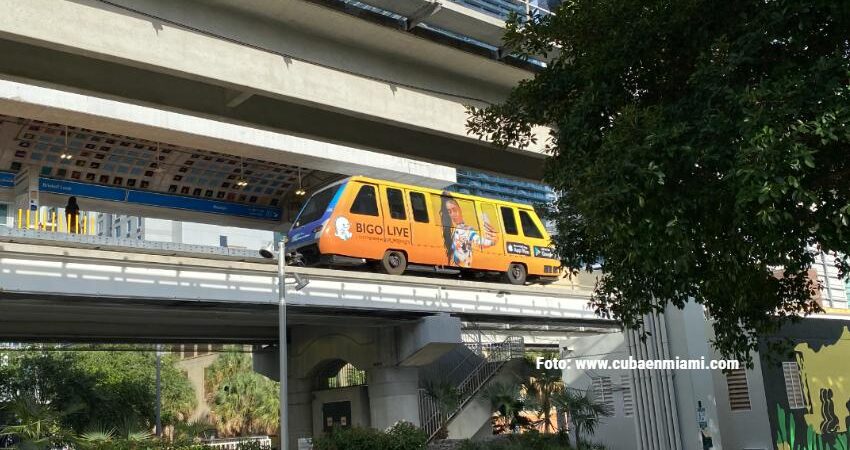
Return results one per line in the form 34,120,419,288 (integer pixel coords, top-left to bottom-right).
286,176,559,284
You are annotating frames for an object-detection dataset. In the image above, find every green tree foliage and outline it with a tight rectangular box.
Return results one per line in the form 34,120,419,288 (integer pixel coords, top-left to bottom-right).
203,353,278,437
0,350,196,433
552,389,612,449
467,0,850,363
480,382,531,434
520,354,565,434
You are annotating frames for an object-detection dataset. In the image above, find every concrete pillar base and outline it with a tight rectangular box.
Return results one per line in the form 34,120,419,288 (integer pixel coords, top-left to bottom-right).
368,366,421,430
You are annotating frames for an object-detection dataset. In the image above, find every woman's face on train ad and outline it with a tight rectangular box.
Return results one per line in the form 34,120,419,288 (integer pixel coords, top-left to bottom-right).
445,199,463,225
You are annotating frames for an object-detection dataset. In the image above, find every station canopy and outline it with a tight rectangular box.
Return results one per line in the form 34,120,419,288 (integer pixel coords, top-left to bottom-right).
0,114,342,224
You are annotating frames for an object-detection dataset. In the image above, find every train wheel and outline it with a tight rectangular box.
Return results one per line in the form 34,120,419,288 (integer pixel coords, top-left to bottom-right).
380,250,407,275
503,263,527,285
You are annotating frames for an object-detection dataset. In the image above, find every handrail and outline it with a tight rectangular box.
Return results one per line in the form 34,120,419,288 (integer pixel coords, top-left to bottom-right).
14,208,96,235
419,336,525,440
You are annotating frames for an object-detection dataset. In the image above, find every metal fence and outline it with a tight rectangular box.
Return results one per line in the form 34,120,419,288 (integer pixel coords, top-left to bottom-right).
453,0,557,20
204,436,273,449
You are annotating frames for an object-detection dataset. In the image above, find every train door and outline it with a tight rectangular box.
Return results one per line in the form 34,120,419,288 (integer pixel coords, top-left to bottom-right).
339,181,384,259
517,208,553,275
499,206,531,260
432,194,482,269
474,201,504,269
381,185,413,250
406,190,442,265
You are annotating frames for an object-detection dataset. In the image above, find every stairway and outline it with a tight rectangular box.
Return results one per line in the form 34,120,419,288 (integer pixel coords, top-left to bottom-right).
418,336,525,440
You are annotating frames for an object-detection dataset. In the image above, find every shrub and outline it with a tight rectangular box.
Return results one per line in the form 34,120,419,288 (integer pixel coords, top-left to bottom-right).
455,432,578,450
313,422,427,450
385,421,427,450
314,427,389,450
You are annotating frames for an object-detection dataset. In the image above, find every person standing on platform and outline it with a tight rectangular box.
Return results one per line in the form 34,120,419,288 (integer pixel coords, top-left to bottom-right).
65,196,80,233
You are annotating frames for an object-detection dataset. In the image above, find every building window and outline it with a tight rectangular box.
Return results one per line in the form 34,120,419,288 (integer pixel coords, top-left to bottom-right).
350,185,379,216
114,225,121,238
220,235,228,248
783,361,806,409
0,203,7,226
725,368,751,411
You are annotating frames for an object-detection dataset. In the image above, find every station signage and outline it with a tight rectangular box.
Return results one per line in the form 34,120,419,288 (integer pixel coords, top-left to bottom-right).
0,171,14,188
38,177,280,221
39,178,126,201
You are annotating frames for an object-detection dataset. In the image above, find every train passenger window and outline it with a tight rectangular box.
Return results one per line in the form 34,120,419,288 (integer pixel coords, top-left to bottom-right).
500,207,518,235
409,192,429,223
350,184,379,216
519,210,544,239
434,195,479,230
478,203,499,237
386,188,407,220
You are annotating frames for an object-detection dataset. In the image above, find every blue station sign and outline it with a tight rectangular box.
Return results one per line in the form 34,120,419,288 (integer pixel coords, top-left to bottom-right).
38,177,281,221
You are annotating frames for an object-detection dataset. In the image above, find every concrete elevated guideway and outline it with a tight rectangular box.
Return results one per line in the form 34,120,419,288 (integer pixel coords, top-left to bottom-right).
0,229,611,343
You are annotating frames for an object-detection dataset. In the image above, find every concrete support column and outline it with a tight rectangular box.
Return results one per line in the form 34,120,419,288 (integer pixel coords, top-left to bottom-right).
288,377,313,448
368,367,421,430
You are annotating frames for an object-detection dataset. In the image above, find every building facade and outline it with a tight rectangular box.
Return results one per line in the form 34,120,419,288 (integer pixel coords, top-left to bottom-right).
563,253,849,450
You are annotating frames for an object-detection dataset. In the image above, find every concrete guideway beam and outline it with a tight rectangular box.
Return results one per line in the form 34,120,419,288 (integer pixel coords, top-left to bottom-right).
0,0,550,157
0,237,603,323
0,78,456,189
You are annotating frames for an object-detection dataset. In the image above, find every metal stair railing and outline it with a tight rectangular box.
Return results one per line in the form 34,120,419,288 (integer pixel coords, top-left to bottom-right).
419,336,525,440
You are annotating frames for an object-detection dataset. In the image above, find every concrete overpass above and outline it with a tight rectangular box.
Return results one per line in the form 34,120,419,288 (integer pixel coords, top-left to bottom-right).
0,0,551,181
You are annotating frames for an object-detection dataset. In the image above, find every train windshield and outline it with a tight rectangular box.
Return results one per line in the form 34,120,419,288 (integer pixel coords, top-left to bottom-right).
293,183,342,228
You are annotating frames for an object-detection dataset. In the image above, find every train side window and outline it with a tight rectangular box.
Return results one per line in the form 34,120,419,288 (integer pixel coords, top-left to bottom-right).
519,210,544,239
386,187,407,220
350,184,379,216
409,192,429,223
501,207,518,235
479,203,500,236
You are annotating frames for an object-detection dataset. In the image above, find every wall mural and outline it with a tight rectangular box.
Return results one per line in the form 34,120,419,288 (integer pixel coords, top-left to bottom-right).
762,320,850,450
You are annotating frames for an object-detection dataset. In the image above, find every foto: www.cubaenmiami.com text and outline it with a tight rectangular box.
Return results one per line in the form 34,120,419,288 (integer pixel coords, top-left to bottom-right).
536,356,740,371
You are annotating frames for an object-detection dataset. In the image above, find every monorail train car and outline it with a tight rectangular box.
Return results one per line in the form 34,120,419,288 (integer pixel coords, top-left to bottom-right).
286,176,559,284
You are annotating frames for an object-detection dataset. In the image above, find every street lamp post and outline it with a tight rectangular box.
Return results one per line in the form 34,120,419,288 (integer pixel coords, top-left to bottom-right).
277,239,288,450
155,343,163,437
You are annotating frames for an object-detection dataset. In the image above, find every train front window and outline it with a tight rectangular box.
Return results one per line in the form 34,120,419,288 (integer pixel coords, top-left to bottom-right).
294,184,340,227
519,210,544,239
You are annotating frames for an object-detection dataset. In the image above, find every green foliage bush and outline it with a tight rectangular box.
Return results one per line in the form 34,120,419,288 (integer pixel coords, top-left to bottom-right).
456,432,604,450
313,421,426,450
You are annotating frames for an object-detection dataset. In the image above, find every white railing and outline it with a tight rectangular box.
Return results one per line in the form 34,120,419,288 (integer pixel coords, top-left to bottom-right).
204,436,272,449
454,0,555,20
